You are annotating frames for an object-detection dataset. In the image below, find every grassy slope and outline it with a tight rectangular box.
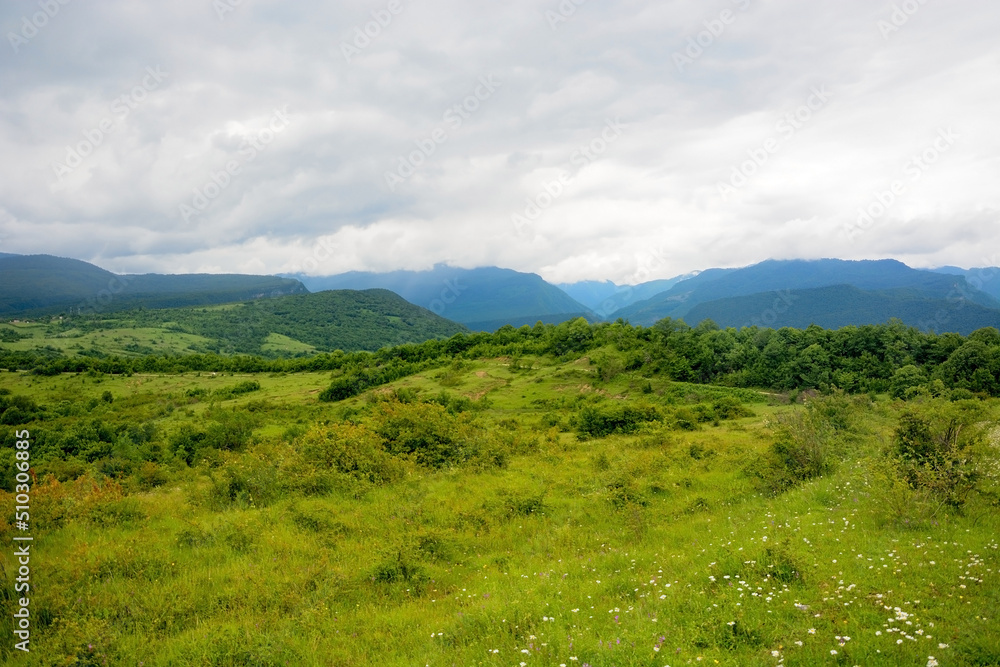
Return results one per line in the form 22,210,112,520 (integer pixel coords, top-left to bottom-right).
0,359,998,666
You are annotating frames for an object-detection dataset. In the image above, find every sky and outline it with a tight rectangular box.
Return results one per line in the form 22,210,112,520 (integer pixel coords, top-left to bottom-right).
1,0,998,285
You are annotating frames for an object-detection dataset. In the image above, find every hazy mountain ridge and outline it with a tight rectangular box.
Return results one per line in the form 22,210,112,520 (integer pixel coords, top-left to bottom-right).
611,259,1000,330
288,265,596,327
4,253,1000,337
0,254,307,317
930,266,1000,301
683,284,1000,335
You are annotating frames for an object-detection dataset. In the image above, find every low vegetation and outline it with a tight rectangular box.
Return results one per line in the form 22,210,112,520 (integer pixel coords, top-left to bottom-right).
1,321,998,665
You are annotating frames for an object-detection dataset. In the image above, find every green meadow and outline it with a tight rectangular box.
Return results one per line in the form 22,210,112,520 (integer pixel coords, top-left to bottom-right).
1,342,998,666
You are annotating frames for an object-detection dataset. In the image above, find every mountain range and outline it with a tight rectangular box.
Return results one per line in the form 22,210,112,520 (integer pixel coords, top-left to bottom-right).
285,265,595,331
611,259,1000,332
0,254,306,317
2,253,999,340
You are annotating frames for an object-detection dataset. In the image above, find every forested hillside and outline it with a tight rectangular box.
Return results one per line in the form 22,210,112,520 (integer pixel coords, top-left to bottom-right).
683,284,1000,334
613,259,1000,327
0,289,466,357
2,317,998,397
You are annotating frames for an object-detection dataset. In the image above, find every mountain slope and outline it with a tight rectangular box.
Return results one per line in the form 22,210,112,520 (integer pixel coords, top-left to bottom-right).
557,275,698,316
613,258,999,326
0,254,307,316
681,284,1000,335
290,265,595,330
8,289,468,355
930,266,1000,301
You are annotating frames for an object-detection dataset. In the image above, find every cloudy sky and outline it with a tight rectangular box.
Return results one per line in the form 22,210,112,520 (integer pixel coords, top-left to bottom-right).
1,0,998,284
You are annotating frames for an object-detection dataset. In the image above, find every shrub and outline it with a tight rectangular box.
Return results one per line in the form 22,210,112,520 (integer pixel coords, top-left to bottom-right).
369,400,470,468
577,402,661,437
299,422,405,485
891,400,986,507
747,393,857,495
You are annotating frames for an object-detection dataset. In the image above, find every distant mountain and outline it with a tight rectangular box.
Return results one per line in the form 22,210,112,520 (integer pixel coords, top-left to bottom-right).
682,284,1000,335
612,259,1000,326
289,265,595,330
0,254,306,317
557,275,698,316
930,266,1000,301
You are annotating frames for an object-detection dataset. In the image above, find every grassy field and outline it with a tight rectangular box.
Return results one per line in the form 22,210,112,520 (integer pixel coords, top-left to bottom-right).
1,354,999,666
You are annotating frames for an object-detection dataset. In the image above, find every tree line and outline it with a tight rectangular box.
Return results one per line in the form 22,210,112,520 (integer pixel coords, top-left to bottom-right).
2,317,998,397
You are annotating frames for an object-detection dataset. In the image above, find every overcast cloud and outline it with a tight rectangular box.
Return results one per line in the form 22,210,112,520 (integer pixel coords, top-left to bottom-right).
1,0,998,283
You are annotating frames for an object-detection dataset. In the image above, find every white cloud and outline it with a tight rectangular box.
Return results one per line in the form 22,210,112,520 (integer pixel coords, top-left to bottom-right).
1,0,998,284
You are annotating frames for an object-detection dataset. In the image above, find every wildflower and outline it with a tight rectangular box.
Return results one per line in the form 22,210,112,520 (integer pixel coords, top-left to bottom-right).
831,650,838,655
927,658,938,667
808,628,816,634
938,644,949,649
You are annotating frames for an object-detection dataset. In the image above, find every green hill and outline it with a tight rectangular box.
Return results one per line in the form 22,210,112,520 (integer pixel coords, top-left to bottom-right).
1,289,466,356
0,254,306,316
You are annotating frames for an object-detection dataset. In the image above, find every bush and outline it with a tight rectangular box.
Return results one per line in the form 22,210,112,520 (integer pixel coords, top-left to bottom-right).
204,452,282,508
747,394,857,495
891,400,986,507
298,423,405,485
577,402,662,437
369,400,471,468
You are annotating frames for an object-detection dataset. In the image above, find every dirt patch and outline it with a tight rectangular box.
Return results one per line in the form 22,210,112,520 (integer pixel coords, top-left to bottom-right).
476,371,488,378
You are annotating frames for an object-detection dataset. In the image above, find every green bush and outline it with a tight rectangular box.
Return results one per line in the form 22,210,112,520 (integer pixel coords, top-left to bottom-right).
891,399,986,507
299,422,406,485
747,394,857,494
577,402,661,437
369,400,470,468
